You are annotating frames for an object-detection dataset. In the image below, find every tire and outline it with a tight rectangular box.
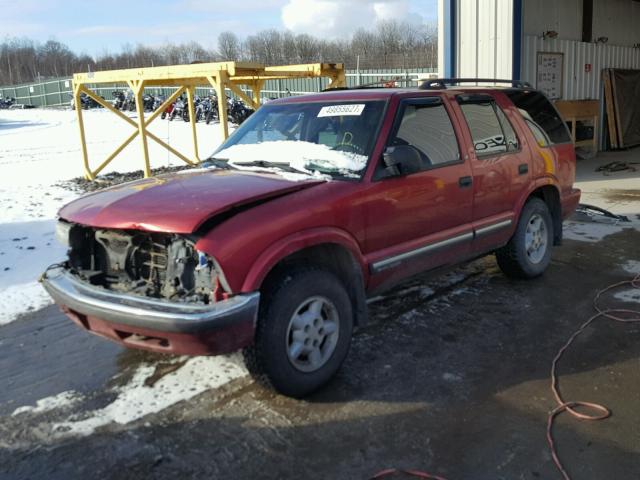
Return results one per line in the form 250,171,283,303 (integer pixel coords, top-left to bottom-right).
243,268,353,398
496,197,554,279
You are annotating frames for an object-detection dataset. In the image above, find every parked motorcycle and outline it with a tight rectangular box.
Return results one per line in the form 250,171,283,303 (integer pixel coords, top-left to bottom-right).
228,97,254,125
152,94,165,113
170,95,186,121
0,96,15,109
203,96,219,124
70,92,103,110
112,91,125,110
142,93,155,112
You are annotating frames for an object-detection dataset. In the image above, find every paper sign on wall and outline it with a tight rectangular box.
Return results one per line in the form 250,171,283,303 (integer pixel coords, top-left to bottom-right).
536,52,564,100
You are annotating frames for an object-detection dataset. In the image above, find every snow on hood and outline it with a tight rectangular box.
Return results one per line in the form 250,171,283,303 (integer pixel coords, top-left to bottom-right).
216,140,368,175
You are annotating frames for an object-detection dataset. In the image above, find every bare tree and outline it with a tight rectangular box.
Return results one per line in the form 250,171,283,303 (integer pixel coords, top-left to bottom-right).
0,22,438,86
218,31,241,61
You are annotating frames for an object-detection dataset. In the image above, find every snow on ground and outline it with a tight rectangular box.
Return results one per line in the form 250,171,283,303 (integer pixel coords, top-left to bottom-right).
52,355,246,437
622,260,640,276
12,391,82,416
0,108,229,324
614,289,640,305
563,220,627,243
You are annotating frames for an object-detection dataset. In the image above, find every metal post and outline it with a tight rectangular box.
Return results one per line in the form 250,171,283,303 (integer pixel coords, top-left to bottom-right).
73,84,92,180
130,80,152,178
186,86,200,163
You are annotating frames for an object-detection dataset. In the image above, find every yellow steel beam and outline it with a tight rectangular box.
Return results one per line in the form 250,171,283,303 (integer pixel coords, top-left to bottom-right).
208,74,229,140
226,82,259,110
72,82,92,180
72,62,346,179
129,80,152,177
81,85,195,176
250,80,265,108
73,61,264,85
186,86,200,163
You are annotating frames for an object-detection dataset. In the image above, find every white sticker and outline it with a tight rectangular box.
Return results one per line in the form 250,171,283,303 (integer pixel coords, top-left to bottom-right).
318,104,365,118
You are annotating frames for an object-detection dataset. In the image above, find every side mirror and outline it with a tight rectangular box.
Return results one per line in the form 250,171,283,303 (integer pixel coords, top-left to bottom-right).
382,145,424,177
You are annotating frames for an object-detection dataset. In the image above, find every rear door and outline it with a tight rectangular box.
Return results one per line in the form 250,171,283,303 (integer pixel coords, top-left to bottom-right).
453,93,530,253
364,96,475,290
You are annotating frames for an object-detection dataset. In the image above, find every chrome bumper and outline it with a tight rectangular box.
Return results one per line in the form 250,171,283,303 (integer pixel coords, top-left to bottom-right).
41,266,260,334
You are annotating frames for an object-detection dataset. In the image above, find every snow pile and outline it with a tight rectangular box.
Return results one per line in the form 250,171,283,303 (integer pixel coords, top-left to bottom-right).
53,355,246,437
217,140,368,174
0,108,229,324
12,391,82,416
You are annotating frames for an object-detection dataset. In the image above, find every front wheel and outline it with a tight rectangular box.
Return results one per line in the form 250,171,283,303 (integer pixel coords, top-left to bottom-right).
243,268,353,398
496,197,553,279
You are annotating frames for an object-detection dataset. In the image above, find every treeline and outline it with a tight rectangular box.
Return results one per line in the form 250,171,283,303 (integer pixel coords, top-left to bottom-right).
0,20,437,86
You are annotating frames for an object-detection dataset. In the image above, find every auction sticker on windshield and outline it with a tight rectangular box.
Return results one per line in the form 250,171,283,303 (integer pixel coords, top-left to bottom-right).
318,104,366,117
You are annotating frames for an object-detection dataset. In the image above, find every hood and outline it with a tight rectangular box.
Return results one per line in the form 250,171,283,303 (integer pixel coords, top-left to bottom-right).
59,169,324,234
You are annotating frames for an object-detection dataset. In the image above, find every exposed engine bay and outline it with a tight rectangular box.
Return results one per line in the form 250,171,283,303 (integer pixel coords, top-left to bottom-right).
61,222,221,304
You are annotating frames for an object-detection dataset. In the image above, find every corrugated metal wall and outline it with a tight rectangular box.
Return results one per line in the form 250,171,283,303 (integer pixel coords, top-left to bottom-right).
457,0,514,79
522,35,640,100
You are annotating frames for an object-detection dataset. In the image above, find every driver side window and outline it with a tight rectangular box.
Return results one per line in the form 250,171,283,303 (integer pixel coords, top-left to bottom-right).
389,102,461,170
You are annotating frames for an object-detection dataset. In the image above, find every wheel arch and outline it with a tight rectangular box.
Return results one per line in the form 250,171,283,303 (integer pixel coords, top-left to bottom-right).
242,229,369,327
526,183,562,246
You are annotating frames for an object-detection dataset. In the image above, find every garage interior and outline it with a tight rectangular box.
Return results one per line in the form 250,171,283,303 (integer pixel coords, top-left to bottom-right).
439,0,640,222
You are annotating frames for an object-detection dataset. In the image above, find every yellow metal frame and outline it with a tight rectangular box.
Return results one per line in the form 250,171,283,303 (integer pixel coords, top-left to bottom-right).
72,62,346,180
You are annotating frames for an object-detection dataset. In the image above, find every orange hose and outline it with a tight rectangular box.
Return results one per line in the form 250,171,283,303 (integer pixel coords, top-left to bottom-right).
547,273,640,479
372,273,640,480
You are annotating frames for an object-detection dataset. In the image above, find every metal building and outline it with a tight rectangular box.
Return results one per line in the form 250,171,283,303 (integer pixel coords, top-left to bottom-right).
438,0,640,99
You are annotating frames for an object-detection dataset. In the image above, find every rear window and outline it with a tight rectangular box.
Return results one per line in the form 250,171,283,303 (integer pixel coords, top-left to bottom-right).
506,91,571,145
457,96,519,156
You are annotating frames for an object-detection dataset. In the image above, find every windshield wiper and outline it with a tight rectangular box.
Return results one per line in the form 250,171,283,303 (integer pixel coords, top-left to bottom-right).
232,160,309,174
201,157,237,170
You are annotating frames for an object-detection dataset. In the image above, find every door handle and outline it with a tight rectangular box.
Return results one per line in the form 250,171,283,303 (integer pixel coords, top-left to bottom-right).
518,163,529,175
458,176,473,188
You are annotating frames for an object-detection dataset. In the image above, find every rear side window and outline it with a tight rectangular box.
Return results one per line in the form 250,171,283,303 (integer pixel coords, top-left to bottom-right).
389,101,460,167
457,96,519,156
506,91,571,144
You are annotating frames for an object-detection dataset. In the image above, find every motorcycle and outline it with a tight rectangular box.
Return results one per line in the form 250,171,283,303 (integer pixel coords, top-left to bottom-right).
121,90,136,112
228,97,254,125
152,94,165,113
142,93,155,112
112,91,125,110
170,95,186,121
0,96,15,109
203,96,219,124
70,92,102,110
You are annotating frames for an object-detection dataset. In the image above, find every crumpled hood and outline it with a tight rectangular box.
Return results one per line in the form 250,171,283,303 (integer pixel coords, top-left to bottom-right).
59,169,324,233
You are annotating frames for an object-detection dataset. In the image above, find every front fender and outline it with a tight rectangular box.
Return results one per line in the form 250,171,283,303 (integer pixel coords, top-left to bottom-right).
240,227,367,292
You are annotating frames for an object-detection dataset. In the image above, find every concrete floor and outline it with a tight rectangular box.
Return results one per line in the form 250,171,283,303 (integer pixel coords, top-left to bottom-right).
575,147,640,223
1,224,639,480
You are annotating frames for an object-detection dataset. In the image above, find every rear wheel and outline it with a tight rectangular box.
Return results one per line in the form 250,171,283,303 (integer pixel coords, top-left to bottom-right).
243,268,353,397
496,197,553,279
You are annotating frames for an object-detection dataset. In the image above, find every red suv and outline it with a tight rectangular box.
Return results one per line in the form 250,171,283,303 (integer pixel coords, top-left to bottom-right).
43,79,580,397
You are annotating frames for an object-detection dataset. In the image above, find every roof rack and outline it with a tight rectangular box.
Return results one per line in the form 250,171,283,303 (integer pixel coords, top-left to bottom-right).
324,77,402,92
419,78,534,90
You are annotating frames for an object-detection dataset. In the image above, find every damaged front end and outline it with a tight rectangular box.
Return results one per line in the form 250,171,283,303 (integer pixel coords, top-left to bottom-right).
41,220,258,356
58,221,225,304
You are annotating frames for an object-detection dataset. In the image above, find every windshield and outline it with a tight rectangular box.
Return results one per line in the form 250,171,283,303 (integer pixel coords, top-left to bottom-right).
210,100,386,179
